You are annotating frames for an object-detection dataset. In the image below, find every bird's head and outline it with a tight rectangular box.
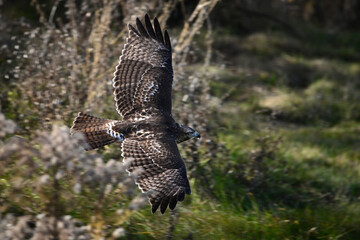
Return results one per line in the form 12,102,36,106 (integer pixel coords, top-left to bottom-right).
186,127,201,139
176,123,200,143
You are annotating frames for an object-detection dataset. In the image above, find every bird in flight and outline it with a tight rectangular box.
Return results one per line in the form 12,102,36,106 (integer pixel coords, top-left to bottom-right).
71,14,200,214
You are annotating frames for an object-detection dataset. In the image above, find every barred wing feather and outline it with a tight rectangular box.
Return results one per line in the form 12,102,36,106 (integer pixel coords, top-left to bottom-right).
121,134,191,214
113,14,173,118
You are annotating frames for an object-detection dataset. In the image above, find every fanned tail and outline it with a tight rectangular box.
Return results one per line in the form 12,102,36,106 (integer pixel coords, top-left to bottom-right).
70,112,122,150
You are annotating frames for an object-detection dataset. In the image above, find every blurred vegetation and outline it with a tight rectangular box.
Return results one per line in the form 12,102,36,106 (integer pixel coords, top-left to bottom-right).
1,0,360,239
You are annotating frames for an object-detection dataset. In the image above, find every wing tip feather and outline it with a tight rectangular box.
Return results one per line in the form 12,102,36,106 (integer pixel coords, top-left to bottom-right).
164,30,171,50
145,14,156,39
149,186,190,214
160,197,170,214
169,197,178,210
128,23,140,36
131,14,170,50
136,17,149,38
151,200,161,214
153,17,165,44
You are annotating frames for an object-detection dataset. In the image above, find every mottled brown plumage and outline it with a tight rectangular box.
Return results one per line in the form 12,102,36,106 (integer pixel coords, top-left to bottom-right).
71,14,200,214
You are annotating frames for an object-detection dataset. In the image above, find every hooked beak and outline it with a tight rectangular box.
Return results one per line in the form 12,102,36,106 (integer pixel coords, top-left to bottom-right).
193,131,200,139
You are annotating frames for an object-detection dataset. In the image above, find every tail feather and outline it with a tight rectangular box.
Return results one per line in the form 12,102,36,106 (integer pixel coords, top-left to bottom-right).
71,112,120,150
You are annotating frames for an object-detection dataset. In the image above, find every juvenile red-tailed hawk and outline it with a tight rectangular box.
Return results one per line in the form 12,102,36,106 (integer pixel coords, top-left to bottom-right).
71,14,200,214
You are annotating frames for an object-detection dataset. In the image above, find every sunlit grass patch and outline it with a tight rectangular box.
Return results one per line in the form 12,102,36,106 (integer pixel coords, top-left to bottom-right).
259,89,297,110
130,185,360,239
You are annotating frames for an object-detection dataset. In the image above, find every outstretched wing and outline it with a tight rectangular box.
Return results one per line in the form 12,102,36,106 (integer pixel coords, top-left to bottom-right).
121,134,191,214
113,14,173,118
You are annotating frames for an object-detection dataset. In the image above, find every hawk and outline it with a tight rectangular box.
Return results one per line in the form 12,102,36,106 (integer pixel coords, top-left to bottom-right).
71,14,200,214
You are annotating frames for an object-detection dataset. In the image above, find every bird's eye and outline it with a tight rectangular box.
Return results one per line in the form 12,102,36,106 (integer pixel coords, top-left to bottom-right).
140,112,146,116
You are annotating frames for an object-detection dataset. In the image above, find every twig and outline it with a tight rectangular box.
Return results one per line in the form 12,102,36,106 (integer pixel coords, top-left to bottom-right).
48,0,62,27
31,0,50,27
167,210,177,240
174,0,220,64
204,17,213,68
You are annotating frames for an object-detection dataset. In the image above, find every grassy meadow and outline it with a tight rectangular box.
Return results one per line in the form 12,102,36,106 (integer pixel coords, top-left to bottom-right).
1,0,360,239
